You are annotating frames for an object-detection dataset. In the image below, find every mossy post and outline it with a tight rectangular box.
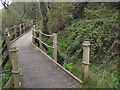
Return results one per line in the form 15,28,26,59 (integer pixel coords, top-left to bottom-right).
19,24,21,35
9,47,20,88
14,26,17,38
82,41,91,82
39,31,43,49
53,33,57,62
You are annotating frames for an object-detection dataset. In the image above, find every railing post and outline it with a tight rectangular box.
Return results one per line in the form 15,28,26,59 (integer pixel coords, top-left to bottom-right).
25,20,28,31
82,41,91,82
19,24,21,35
32,25,35,44
6,29,12,68
36,19,37,27
6,29,11,53
39,31,42,49
31,20,33,27
14,26,17,38
9,47,20,88
53,33,57,62
6,33,11,53
23,23,25,33
32,29,35,44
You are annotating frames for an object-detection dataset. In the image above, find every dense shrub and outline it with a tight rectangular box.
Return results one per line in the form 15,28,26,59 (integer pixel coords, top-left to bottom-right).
46,3,73,34
58,15,119,64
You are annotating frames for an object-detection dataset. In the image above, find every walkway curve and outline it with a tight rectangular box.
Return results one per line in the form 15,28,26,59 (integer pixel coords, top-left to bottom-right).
12,30,79,88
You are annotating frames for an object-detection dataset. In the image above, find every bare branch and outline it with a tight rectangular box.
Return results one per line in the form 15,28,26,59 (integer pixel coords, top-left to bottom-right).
1,0,10,9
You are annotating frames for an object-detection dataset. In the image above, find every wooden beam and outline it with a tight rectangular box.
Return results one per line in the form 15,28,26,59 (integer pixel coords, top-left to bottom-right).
6,31,12,68
39,31,43,49
19,24,22,35
4,75,14,88
14,26,17,38
31,43,83,86
82,41,91,82
53,33,57,62
9,47,20,88
23,23,25,33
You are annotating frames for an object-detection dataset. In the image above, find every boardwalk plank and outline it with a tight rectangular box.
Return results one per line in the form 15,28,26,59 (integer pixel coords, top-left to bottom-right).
12,31,78,88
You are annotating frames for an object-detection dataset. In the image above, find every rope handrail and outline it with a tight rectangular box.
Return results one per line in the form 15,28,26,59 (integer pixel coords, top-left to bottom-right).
34,30,53,37
39,30,53,37
15,25,20,28
1,21,32,73
8,21,31,30
9,24,31,36
21,23,25,25
9,26,15,30
33,36,54,49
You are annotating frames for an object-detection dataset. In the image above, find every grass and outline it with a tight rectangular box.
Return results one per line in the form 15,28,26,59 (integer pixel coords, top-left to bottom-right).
63,61,119,88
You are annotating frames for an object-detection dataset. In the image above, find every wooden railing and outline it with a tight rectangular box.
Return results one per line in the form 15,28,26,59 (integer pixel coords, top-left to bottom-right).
1,19,95,88
31,25,94,83
1,20,33,88
32,25,57,62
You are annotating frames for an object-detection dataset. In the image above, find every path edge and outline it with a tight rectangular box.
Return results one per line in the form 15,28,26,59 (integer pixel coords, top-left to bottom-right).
31,43,83,87
11,30,31,44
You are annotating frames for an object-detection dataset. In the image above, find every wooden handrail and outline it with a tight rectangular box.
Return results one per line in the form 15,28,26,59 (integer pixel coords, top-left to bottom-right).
82,41,91,82
32,25,57,62
2,20,33,89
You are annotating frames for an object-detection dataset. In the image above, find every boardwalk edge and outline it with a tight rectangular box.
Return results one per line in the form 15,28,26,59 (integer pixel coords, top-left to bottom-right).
31,43,83,87
11,30,31,44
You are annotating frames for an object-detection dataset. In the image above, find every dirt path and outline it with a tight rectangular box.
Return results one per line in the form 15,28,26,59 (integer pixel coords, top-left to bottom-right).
12,30,77,88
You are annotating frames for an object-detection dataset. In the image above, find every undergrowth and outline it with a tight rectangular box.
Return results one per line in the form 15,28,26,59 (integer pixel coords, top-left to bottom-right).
36,3,119,88
37,13,119,88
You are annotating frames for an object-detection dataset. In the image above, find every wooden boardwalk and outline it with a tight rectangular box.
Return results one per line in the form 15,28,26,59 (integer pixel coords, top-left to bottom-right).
12,30,79,88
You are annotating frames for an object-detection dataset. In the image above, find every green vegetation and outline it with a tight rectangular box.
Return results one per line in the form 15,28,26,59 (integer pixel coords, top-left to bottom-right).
1,1,120,89
37,2,120,88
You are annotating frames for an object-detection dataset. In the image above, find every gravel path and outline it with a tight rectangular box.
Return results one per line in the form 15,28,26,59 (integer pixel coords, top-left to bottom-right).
12,31,77,88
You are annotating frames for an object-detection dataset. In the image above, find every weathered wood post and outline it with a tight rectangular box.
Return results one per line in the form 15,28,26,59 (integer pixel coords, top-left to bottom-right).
6,28,12,68
82,41,91,82
6,29,12,68
36,19,37,27
53,33,57,62
14,26,17,38
25,20,28,31
31,20,33,28
32,25,36,44
23,23,25,33
32,29,34,44
19,24,21,35
6,29,11,53
6,32,11,55
9,47,20,88
39,31,42,49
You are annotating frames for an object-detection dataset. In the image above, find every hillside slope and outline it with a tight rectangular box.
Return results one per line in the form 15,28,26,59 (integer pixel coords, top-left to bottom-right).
37,2,119,88
57,10,119,88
